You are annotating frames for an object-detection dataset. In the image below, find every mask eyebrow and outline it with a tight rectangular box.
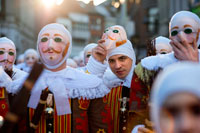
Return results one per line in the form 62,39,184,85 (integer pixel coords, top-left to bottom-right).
184,24,192,28
41,33,50,36
54,33,62,37
9,49,15,51
0,48,5,50
171,26,179,30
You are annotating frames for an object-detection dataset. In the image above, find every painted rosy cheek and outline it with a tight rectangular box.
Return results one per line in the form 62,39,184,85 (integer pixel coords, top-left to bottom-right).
8,55,15,62
39,43,48,52
0,54,5,60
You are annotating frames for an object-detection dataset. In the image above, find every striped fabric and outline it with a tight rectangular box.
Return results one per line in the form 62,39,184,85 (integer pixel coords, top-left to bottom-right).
28,99,71,133
106,86,122,133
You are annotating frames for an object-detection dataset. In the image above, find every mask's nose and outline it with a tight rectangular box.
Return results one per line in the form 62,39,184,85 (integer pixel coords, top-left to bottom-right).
3,53,8,60
48,39,54,48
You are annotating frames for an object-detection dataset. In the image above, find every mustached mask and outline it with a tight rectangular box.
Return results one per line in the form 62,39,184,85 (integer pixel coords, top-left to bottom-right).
155,36,172,54
101,25,127,51
169,11,200,47
37,23,72,70
83,43,97,65
0,37,16,71
24,48,39,67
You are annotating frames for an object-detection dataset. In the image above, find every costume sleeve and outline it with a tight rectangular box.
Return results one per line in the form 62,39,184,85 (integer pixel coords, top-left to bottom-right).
86,56,107,78
88,98,113,133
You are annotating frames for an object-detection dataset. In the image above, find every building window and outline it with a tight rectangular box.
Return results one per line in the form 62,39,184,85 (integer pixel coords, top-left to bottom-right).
147,7,158,34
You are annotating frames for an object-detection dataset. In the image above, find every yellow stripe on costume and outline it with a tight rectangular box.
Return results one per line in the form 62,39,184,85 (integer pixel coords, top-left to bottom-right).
106,86,122,133
28,99,71,133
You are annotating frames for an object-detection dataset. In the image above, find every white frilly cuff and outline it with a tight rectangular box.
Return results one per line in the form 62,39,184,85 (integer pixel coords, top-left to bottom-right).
103,68,123,89
141,52,178,71
86,56,107,77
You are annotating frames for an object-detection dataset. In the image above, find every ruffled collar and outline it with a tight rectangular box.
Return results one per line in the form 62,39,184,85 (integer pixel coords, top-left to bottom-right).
28,67,109,115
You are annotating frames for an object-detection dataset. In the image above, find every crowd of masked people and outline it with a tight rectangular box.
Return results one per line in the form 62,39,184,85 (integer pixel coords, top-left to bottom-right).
0,10,200,133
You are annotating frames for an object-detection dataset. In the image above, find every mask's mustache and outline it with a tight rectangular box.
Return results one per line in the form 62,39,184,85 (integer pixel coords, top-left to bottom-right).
42,48,61,54
0,59,13,63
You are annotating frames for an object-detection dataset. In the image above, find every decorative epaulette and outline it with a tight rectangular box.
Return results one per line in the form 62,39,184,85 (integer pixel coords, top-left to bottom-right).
134,63,159,88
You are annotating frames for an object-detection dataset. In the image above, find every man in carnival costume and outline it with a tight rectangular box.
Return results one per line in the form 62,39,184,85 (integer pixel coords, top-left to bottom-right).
140,11,200,75
27,23,111,133
16,48,39,72
87,25,151,133
135,10,200,132
0,37,27,131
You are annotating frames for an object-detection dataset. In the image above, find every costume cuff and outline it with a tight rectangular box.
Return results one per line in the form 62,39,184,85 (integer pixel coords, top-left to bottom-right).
86,56,107,77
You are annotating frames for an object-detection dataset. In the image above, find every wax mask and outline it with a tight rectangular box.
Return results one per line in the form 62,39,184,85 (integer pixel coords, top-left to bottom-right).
155,36,172,54
83,43,97,65
0,43,16,71
169,11,200,46
38,29,70,69
102,25,127,50
25,53,38,67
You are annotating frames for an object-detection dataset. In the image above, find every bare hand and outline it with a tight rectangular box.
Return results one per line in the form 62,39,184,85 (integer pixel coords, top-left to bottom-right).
170,36,199,62
92,39,107,63
138,127,155,133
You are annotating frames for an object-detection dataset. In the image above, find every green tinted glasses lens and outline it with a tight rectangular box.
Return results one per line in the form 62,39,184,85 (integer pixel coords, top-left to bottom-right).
54,37,62,42
0,51,4,55
171,30,178,36
184,28,193,34
113,30,119,33
41,37,48,42
8,51,14,56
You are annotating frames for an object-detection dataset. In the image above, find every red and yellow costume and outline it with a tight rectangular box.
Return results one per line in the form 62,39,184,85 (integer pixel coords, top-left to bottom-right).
28,97,112,133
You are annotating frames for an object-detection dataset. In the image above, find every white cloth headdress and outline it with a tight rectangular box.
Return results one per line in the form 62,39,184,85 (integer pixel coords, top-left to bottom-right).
155,36,172,54
24,48,39,60
151,62,200,133
107,40,136,64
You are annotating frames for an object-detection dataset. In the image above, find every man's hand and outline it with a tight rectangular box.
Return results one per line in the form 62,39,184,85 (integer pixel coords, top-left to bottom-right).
92,39,107,63
170,35,199,62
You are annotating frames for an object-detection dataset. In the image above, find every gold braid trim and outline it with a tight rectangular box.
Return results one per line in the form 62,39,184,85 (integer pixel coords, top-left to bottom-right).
134,62,157,88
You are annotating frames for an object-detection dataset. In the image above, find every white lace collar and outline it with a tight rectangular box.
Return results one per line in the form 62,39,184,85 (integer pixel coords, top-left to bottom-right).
28,67,110,115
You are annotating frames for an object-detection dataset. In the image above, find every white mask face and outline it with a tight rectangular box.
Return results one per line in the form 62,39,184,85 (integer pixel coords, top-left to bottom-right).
25,53,38,67
38,29,70,68
155,37,173,55
169,12,200,46
101,25,127,50
0,43,16,71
